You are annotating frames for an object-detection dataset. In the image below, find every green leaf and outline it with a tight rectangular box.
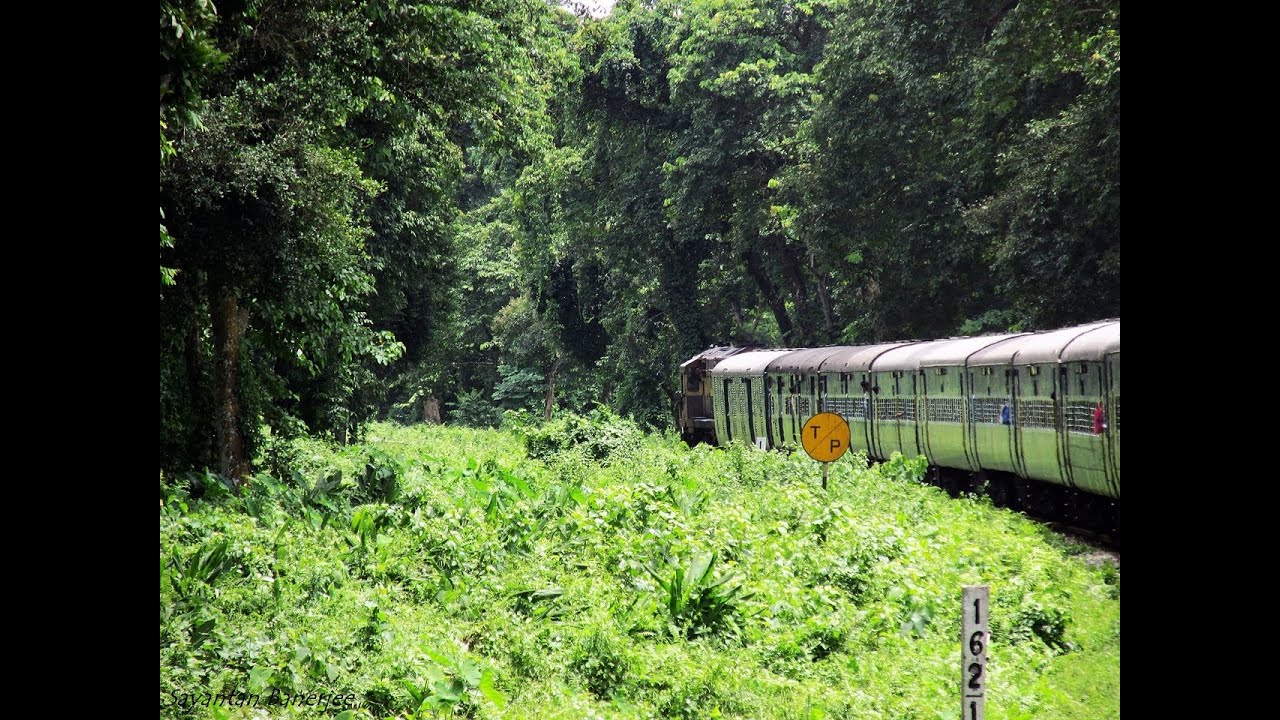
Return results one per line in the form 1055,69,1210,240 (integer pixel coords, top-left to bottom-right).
248,666,272,693
461,660,482,688
479,669,507,709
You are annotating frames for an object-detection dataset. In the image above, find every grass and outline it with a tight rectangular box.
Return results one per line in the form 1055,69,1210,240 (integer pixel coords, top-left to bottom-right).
160,416,1119,719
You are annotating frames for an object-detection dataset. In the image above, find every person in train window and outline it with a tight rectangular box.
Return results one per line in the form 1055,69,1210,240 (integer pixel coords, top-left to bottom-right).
1000,402,1011,425
1092,402,1106,434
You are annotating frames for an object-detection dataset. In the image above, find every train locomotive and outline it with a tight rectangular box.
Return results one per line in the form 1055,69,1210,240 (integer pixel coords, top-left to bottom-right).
678,320,1120,536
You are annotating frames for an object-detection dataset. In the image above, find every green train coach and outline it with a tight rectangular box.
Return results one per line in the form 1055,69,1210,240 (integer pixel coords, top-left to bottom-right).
678,321,1120,533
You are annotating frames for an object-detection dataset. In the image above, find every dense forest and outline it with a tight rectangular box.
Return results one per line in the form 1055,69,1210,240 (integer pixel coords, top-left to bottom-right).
160,0,1120,483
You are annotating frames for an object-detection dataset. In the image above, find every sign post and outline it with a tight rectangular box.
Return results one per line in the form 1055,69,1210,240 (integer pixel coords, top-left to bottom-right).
800,412,850,489
962,585,989,720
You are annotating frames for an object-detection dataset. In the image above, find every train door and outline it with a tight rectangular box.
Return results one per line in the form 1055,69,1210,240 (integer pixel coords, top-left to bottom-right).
764,374,775,449
774,375,786,445
720,378,733,444
869,373,884,459
895,372,906,453
1014,364,1067,486
1008,368,1027,477
1061,361,1112,497
874,370,908,458
969,365,1017,474
859,374,874,455
962,369,976,469
924,368,937,461
1054,366,1076,491
1105,352,1120,492
911,370,924,459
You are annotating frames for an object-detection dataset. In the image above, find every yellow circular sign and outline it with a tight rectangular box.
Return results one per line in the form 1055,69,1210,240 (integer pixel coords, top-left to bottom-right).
801,412,851,463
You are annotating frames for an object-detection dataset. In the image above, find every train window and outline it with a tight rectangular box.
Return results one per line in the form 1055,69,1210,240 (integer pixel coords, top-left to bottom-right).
686,373,701,393
1076,363,1088,374
935,367,947,375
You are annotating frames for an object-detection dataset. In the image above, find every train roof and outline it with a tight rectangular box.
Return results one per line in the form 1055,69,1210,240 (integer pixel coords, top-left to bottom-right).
696,319,1120,373
766,346,849,374
825,342,917,373
917,332,1029,367
1060,320,1120,362
967,320,1117,366
679,346,751,369
872,339,955,372
709,349,796,376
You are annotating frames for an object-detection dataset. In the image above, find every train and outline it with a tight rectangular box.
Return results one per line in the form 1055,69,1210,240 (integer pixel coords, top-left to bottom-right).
678,320,1120,536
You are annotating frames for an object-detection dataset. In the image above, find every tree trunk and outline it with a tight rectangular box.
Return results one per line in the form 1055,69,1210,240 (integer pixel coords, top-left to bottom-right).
185,315,213,469
544,354,561,421
728,296,746,330
811,255,836,342
742,249,794,343
423,396,442,424
211,282,251,488
777,239,811,344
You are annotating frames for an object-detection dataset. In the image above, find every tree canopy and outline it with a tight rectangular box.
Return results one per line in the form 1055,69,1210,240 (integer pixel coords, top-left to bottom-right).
160,0,1120,480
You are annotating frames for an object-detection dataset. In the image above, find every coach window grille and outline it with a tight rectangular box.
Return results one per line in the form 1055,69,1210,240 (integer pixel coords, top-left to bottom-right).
1063,398,1097,434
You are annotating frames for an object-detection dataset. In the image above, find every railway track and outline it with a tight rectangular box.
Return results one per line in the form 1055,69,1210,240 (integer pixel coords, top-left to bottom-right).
920,464,1121,550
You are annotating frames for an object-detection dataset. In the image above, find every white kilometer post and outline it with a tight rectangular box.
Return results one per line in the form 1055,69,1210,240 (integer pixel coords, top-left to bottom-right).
962,585,989,720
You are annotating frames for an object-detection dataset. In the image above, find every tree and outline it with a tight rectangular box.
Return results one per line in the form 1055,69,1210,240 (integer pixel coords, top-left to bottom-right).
160,0,575,481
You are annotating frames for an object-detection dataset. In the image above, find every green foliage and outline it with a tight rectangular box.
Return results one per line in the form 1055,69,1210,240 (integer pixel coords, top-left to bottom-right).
165,535,234,604
447,388,503,429
1004,595,1074,653
646,552,753,641
162,421,1119,720
163,0,1120,482
160,0,578,477
355,448,402,504
521,408,643,462
571,627,630,698
492,364,546,412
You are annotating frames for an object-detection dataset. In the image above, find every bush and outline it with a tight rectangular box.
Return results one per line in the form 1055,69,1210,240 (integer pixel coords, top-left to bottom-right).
354,447,402,504
647,553,753,642
521,408,642,462
572,627,630,698
447,388,502,428
1003,595,1073,652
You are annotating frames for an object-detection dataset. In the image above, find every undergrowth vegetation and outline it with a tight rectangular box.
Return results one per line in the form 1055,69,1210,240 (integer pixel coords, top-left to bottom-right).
160,414,1119,719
